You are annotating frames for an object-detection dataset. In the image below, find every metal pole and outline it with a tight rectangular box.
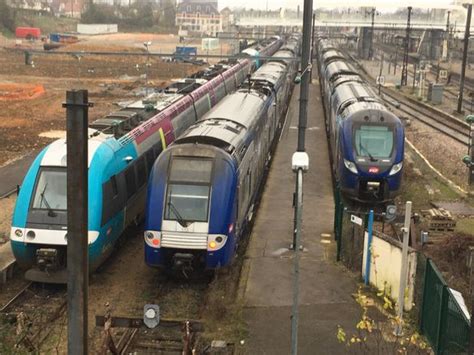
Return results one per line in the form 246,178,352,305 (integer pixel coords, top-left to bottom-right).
310,12,316,81
395,201,412,336
394,45,398,75
378,52,384,95
470,123,474,185
401,6,412,86
446,10,451,61
297,0,313,152
457,4,472,114
368,7,375,60
291,168,303,355
65,90,90,355
364,210,374,285
413,63,417,91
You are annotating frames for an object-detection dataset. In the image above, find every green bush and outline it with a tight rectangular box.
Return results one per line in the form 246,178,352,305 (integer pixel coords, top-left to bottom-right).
0,0,16,32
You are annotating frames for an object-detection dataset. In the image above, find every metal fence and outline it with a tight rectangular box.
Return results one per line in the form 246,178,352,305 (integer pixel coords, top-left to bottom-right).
333,185,365,272
420,258,470,354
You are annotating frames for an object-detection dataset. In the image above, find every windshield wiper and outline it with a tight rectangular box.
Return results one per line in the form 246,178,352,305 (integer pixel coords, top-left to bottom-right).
168,200,188,227
359,143,378,162
40,183,57,217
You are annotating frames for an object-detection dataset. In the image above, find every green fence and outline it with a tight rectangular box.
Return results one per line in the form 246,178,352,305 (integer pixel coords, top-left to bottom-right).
420,258,470,354
333,185,365,271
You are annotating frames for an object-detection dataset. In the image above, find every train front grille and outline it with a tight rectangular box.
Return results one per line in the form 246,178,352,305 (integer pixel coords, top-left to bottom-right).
161,232,208,250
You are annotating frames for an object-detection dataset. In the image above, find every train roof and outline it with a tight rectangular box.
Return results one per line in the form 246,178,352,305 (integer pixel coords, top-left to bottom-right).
325,61,358,82
332,81,380,115
251,61,287,86
199,91,264,129
175,91,265,153
321,50,345,63
330,75,364,92
340,103,399,124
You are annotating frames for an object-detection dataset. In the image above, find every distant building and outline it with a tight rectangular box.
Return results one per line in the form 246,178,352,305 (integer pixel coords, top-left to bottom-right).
50,0,85,18
7,0,52,14
176,0,223,36
220,6,234,32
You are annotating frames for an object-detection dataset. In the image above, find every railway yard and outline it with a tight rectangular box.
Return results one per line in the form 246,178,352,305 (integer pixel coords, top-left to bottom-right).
1,11,474,355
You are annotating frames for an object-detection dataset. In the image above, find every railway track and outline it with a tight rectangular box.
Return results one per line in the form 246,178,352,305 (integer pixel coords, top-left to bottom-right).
0,282,67,352
348,53,471,146
381,90,471,146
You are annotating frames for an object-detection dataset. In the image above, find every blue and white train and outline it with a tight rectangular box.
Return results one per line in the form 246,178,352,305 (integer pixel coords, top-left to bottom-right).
10,37,283,283
317,40,404,203
144,36,300,270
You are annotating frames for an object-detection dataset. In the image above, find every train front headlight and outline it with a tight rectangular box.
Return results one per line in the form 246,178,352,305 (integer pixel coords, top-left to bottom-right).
15,229,23,238
389,162,403,176
26,230,36,240
207,234,227,251
344,159,358,174
145,231,161,248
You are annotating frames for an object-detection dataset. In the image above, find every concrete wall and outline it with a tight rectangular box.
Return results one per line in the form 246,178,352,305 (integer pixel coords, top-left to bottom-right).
77,24,118,35
362,231,417,311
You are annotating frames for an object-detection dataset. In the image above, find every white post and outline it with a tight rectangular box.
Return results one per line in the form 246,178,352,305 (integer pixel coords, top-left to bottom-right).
395,201,412,336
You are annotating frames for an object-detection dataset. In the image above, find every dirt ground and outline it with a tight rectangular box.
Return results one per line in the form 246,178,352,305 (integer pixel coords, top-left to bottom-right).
0,32,238,167
0,50,202,167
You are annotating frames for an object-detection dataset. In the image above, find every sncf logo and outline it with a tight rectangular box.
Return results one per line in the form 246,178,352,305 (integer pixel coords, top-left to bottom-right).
368,167,379,174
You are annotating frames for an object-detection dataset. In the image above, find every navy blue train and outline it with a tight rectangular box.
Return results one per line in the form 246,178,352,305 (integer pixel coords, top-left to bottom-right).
144,36,300,270
317,40,404,203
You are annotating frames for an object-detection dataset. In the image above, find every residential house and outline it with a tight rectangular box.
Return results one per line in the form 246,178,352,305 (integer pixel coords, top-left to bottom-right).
176,0,222,36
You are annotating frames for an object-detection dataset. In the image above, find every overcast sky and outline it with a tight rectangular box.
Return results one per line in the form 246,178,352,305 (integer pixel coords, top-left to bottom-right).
218,0,456,11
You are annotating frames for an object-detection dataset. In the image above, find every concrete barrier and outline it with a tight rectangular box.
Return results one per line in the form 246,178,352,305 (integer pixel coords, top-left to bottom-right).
362,231,417,311
77,24,118,35
0,242,16,284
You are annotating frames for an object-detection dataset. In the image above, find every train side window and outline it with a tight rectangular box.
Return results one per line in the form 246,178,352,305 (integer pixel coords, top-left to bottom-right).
125,166,137,199
153,143,163,160
146,149,155,172
111,175,118,197
136,156,147,188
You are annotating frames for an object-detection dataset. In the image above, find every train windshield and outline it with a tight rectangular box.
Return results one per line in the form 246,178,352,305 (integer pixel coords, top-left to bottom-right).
164,158,213,223
31,168,67,211
354,125,394,159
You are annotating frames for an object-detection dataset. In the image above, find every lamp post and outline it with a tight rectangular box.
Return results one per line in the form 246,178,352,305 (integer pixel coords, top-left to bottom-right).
143,41,152,96
457,4,472,114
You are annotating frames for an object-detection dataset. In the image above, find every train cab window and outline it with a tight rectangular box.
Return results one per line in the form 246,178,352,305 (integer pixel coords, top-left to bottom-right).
354,125,394,159
164,158,213,223
31,167,67,210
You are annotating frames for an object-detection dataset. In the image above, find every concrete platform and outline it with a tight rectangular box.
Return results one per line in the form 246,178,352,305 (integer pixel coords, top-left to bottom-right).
0,242,15,284
0,149,38,196
241,76,362,354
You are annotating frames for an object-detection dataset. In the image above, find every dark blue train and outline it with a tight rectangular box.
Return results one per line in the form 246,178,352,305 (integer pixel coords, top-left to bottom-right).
144,36,300,270
317,40,404,203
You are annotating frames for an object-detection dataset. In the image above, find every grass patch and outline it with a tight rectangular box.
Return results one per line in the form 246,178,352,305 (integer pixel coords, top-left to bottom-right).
14,11,79,34
400,149,461,210
455,217,474,236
